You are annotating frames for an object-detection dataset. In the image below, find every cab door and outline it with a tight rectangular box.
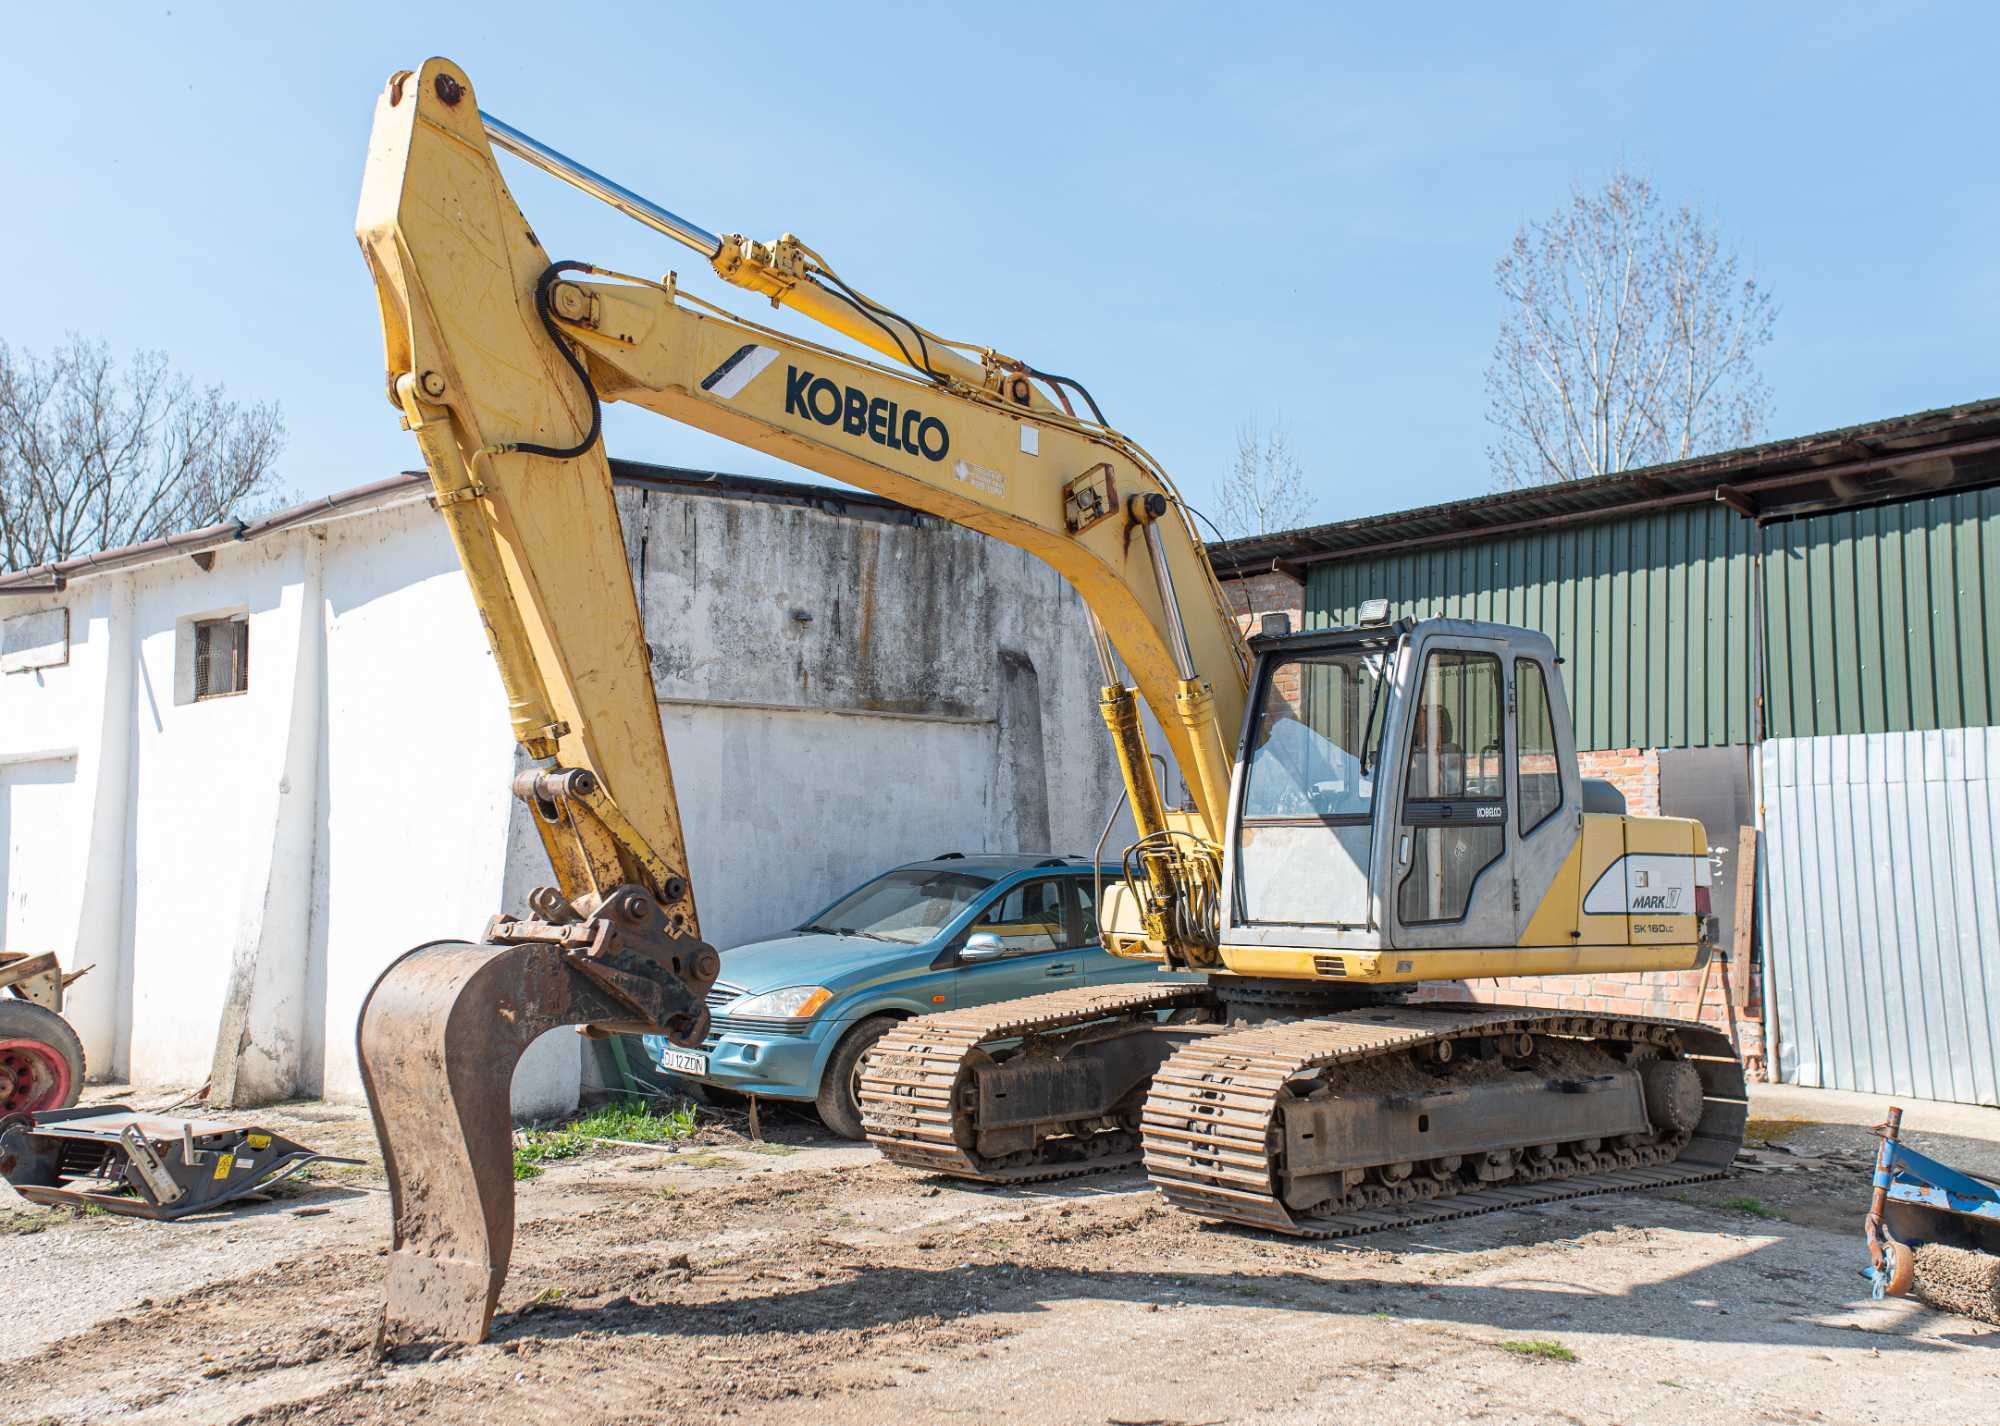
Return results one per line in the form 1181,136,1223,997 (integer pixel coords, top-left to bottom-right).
1509,649,1586,944
1384,634,1516,948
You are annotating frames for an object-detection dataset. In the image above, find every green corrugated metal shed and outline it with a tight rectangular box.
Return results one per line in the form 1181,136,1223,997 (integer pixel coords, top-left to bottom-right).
1763,486,2000,739
1307,504,1759,749
1212,400,2000,752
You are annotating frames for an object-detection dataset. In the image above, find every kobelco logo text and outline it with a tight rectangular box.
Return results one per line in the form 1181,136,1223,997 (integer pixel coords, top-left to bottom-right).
784,366,950,462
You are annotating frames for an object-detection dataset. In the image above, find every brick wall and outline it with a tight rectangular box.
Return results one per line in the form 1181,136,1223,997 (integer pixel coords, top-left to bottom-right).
1413,745,1766,1076
1221,569,1304,640
1221,569,1304,713
1575,747,1660,815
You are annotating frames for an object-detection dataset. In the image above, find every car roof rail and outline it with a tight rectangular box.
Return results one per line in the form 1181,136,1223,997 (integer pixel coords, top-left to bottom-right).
932,851,965,860
1034,856,1082,867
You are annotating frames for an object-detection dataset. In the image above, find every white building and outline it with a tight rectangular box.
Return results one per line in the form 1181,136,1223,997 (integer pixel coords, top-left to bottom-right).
0,464,1131,1114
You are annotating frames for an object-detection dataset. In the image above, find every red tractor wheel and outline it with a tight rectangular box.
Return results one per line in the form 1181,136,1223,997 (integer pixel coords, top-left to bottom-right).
0,1001,85,1114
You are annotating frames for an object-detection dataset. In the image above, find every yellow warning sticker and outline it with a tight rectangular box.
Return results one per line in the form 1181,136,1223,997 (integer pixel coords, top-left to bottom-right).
212,1152,235,1180
246,1133,271,1150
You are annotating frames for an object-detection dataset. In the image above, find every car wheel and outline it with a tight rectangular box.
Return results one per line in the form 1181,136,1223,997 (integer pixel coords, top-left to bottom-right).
816,1015,900,1141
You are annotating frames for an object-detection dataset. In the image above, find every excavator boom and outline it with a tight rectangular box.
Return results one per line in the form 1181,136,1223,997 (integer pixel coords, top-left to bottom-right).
355,58,1244,1342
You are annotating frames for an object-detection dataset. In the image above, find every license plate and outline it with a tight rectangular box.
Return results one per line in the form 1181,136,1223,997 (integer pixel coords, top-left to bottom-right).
659,1048,708,1076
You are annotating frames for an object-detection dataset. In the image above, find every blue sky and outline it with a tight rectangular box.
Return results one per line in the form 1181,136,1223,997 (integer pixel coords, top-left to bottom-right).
3,5,1994,526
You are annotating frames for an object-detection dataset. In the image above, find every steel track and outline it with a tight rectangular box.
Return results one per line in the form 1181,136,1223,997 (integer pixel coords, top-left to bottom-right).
862,992,1748,1240
858,982,1215,1182
1142,1005,1746,1237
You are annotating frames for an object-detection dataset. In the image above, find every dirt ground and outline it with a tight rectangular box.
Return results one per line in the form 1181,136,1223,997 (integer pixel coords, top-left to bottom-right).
4,1082,1996,1426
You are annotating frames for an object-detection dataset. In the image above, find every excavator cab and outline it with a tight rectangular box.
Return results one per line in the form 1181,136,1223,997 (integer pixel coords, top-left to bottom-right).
1225,608,1574,949
1210,607,1705,980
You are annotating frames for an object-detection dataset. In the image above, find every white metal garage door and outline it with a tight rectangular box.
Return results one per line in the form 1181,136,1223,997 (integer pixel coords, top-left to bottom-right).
1762,729,2000,1106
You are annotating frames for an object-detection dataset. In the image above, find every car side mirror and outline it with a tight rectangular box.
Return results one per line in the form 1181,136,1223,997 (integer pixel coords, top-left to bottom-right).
959,932,1007,962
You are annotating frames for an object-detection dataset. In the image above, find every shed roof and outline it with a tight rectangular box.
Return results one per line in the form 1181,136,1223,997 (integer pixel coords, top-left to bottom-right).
1209,397,2000,574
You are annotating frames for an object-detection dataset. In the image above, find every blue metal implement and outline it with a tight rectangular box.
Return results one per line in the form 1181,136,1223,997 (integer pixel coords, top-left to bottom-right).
1863,1105,2000,1309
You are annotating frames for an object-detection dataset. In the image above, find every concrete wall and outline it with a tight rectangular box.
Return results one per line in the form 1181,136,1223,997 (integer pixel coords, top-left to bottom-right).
0,476,1129,1115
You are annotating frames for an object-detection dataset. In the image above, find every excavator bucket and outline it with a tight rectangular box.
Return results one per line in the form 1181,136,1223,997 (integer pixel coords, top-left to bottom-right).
358,917,711,1344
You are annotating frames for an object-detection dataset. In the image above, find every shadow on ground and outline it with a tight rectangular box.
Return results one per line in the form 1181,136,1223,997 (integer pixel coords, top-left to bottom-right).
462,1193,1973,1358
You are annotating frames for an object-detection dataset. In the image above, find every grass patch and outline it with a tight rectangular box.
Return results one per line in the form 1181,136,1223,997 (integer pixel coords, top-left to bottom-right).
513,1098,698,1179
573,1099,697,1144
1722,1195,1781,1220
1743,1116,1809,1144
674,1149,739,1170
1499,1340,1577,1363
0,1211,61,1236
746,1142,797,1157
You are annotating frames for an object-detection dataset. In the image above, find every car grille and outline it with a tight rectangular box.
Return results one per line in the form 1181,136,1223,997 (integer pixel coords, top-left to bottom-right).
706,981,749,1012
706,1014,813,1041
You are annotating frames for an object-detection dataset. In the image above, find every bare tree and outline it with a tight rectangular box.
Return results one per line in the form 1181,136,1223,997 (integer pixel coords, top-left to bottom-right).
1217,419,1313,537
1484,170,1775,488
0,336,288,571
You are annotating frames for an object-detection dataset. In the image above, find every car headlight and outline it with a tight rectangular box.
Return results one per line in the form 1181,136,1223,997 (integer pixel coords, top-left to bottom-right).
732,985,834,1019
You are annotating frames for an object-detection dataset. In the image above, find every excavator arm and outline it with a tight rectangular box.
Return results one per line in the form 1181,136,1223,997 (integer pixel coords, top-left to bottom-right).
354,58,1248,1342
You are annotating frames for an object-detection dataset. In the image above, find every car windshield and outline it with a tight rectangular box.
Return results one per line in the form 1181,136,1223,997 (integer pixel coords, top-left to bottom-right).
800,868,995,944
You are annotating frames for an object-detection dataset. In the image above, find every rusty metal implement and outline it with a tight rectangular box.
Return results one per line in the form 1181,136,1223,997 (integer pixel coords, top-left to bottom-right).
0,1105,360,1218
358,894,713,1344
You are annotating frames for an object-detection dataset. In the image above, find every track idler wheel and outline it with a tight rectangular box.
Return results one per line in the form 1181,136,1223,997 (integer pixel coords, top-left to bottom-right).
1642,1059,1705,1137
358,920,711,1344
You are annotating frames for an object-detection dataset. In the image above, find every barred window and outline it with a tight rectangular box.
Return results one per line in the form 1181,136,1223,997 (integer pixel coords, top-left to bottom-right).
193,616,249,699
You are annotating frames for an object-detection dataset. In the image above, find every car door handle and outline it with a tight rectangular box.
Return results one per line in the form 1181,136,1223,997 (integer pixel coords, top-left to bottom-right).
1044,962,1078,976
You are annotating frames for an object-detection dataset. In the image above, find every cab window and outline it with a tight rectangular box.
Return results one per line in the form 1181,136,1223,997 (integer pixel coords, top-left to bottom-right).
1235,644,1393,928
1401,650,1504,801
1241,650,1390,820
1515,658,1563,835
1398,650,1505,924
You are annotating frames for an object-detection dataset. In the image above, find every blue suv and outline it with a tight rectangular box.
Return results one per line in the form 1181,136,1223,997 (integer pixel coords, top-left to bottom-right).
644,853,1178,1138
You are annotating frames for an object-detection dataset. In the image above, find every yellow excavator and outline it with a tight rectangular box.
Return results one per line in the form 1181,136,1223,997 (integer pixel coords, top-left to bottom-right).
354,59,1745,1344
